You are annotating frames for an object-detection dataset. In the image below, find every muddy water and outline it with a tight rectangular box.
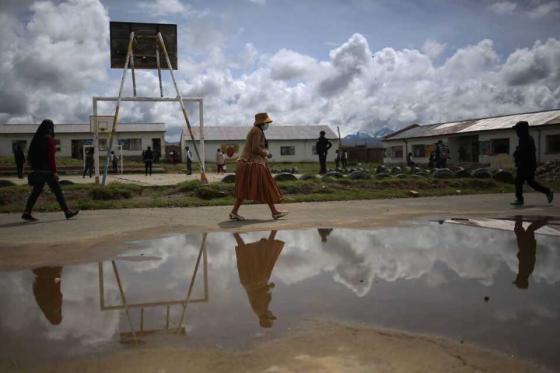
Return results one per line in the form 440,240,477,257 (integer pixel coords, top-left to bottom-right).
0,217,559,370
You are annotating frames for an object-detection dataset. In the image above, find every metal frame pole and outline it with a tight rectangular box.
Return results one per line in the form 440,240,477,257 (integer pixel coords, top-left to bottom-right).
112,261,139,344
102,31,135,185
156,43,164,97
93,98,100,184
98,262,105,310
130,49,137,97
176,233,207,332
199,99,206,172
156,32,208,183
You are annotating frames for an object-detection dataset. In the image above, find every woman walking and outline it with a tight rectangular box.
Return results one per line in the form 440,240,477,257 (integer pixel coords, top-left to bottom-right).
22,120,79,221
234,231,284,328
229,113,287,220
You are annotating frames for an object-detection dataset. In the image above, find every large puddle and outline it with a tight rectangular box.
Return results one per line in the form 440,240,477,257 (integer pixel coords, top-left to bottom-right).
1,216,559,369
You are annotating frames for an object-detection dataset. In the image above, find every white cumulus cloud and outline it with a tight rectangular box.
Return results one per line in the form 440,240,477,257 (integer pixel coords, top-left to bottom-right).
489,1,518,16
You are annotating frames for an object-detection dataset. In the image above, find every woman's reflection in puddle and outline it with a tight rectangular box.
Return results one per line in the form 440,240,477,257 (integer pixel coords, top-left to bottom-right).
317,228,333,243
32,267,63,325
513,217,548,289
234,231,284,328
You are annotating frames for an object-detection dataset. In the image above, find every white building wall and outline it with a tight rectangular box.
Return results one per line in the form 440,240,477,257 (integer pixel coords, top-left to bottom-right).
182,138,337,163
478,131,517,168
537,126,560,163
383,126,560,167
383,139,447,164
0,136,21,156
0,132,164,157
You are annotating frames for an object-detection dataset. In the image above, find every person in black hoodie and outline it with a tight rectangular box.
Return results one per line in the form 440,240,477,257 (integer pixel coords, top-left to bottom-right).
316,130,332,174
512,216,548,289
143,146,154,176
22,120,79,221
511,121,553,206
14,145,25,178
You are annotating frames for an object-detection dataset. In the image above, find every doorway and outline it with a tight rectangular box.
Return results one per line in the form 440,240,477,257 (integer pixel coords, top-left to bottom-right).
152,138,162,162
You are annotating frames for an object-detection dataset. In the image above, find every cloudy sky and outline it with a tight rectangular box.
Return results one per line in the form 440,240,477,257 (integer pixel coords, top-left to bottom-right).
1,0,559,140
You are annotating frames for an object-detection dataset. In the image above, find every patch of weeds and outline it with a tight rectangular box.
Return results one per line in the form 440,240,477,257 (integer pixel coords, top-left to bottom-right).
195,186,228,200
299,173,318,181
175,180,202,193
281,183,314,194
90,185,138,200
315,185,334,194
0,180,16,188
337,178,353,186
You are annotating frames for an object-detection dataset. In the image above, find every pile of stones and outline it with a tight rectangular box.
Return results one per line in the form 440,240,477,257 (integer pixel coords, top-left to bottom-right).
536,161,560,182
270,167,298,174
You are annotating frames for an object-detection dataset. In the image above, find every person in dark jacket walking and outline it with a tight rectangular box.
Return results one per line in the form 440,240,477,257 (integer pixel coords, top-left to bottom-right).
22,120,78,221
14,145,25,178
143,146,154,176
512,216,548,289
511,121,553,206
83,148,94,178
316,130,332,174
32,266,64,325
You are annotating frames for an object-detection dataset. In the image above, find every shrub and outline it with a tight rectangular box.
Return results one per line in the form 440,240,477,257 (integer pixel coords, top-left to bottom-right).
195,186,228,199
0,180,15,188
274,173,298,181
299,173,318,180
176,180,202,193
90,186,133,200
221,174,236,183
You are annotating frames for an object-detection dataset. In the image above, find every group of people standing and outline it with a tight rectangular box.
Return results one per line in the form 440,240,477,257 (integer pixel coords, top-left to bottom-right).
427,140,450,169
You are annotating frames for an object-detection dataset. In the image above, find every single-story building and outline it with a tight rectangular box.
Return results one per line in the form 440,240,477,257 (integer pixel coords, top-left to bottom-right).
180,125,338,163
0,123,165,159
341,136,384,163
383,109,560,168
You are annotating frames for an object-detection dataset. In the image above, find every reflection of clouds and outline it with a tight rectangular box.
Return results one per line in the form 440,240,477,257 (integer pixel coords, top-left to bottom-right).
46,265,119,345
0,265,120,353
1,225,558,357
268,225,560,297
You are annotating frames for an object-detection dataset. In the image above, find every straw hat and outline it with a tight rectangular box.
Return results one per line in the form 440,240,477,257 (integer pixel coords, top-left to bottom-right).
254,112,273,126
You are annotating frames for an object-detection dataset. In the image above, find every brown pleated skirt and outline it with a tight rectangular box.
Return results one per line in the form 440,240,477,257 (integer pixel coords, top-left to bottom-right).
234,160,283,204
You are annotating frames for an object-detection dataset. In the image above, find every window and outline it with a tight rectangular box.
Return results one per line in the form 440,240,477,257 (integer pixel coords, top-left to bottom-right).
479,141,491,156
99,139,107,151
54,139,61,152
412,144,425,157
120,138,142,151
281,146,295,156
312,145,317,155
546,134,560,154
491,138,509,155
390,146,403,158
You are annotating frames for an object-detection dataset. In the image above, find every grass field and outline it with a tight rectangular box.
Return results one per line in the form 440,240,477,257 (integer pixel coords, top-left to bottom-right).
0,156,354,174
0,175,541,214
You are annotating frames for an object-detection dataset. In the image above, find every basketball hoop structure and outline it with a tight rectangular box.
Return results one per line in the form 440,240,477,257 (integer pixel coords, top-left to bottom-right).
94,22,208,185
98,233,208,345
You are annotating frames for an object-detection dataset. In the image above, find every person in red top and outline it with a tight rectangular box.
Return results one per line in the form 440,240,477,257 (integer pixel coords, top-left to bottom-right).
22,119,79,221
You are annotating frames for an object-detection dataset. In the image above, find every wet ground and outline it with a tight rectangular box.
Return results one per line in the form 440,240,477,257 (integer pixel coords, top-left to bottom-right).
1,216,559,372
